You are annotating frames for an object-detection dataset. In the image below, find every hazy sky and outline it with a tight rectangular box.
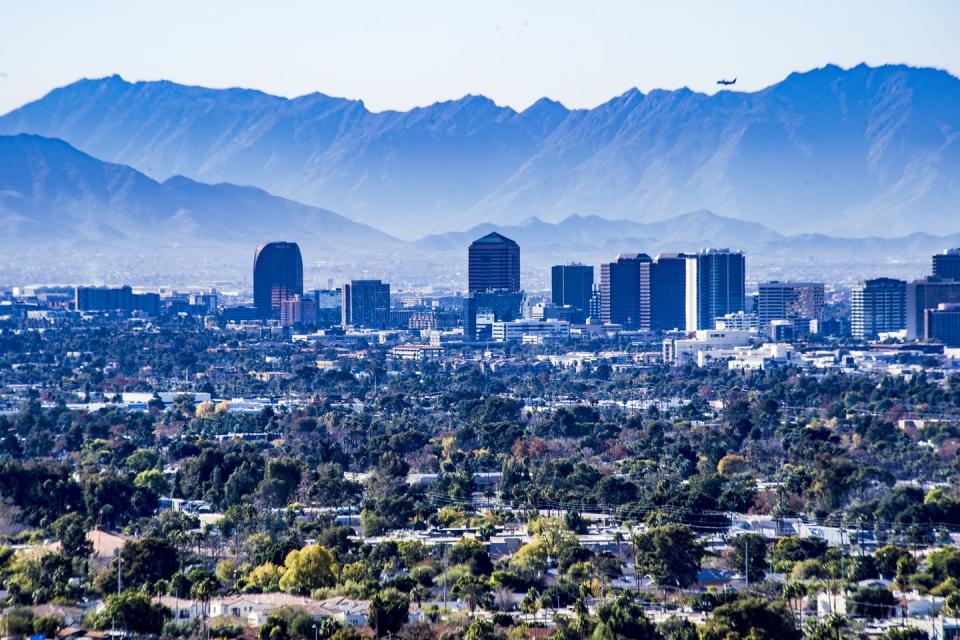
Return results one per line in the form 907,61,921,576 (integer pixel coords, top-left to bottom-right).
1,0,958,114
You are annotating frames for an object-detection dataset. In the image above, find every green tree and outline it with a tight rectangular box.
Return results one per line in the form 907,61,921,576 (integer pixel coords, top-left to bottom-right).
633,524,703,589
368,587,409,638
700,597,800,640
278,544,338,595
879,628,929,640
89,592,170,635
727,533,768,583
592,593,658,640
452,575,493,614
52,512,92,559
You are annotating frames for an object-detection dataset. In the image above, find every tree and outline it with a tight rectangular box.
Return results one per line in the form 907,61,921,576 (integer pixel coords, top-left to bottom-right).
245,562,284,592
727,533,768,583
463,619,501,640
117,536,179,590
847,585,897,619
368,587,409,638
592,593,658,640
452,575,493,614
52,512,92,559
89,592,170,635
700,597,801,640
449,537,494,576
874,545,911,579
632,524,703,589
278,545,337,595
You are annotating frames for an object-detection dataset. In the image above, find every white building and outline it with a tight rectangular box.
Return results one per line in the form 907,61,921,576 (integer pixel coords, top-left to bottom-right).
492,319,570,342
662,330,753,365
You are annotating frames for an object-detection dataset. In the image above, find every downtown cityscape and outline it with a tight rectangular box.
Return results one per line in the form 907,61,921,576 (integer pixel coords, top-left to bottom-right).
2,3,960,640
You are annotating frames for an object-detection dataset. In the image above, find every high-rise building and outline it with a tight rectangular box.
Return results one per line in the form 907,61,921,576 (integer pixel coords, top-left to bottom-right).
253,242,303,319
342,280,390,329
551,264,594,314
75,285,133,312
906,277,960,339
925,303,960,347
851,277,906,340
684,249,746,331
599,253,651,330
933,248,960,280
756,281,825,329
468,232,520,293
649,253,688,331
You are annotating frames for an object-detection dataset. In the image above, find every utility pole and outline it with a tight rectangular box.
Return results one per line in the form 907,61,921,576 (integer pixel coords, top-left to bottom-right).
744,537,749,588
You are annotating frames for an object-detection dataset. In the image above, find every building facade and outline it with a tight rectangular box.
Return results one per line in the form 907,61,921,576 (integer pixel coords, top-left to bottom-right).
851,277,907,340
932,248,960,280
649,253,688,331
468,232,520,293
551,264,594,315
756,281,825,329
906,277,960,339
342,280,390,329
685,249,746,331
253,242,304,319
599,253,651,330
925,303,960,347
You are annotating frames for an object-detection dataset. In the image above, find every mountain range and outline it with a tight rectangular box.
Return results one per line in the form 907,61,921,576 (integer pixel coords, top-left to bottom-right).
0,134,399,252
2,132,957,288
2,64,959,239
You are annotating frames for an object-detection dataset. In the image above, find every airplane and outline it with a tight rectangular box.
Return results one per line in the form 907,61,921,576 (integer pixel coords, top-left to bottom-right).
716,77,737,86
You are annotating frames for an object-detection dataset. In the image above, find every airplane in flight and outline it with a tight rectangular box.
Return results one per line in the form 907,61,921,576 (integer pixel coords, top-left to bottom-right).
716,77,737,86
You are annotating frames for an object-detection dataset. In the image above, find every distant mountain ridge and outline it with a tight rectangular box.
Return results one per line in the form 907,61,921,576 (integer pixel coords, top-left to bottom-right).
0,133,400,252
2,64,959,238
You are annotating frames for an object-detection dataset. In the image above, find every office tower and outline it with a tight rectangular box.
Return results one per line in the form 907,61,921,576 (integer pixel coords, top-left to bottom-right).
933,248,960,280
925,303,960,346
253,242,303,319
75,285,134,312
906,277,960,339
649,253,688,331
756,282,825,329
599,253,652,330
588,287,601,322
851,278,906,340
342,280,390,329
551,264,594,313
684,249,746,331
468,232,520,293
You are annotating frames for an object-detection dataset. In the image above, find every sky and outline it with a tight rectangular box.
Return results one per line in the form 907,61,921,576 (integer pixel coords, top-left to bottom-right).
1,0,958,114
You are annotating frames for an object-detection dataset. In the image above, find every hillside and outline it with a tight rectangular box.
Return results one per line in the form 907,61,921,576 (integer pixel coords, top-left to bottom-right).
2,64,958,238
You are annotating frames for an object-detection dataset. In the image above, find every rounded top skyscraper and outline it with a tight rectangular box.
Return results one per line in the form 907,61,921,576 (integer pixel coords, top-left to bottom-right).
468,232,520,293
253,242,303,319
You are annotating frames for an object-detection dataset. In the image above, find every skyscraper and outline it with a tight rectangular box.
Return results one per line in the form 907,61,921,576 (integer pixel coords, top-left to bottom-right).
468,232,520,293
342,280,390,329
551,264,594,314
933,248,960,280
684,249,746,330
905,277,960,339
253,242,303,319
851,277,906,340
600,253,651,330
649,253,688,331
756,281,825,329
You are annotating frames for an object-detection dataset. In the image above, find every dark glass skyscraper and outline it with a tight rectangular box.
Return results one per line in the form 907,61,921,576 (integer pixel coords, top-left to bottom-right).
600,253,651,330
253,242,304,319
933,248,960,280
468,232,520,293
342,280,391,329
649,253,687,331
684,249,746,330
551,264,594,313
